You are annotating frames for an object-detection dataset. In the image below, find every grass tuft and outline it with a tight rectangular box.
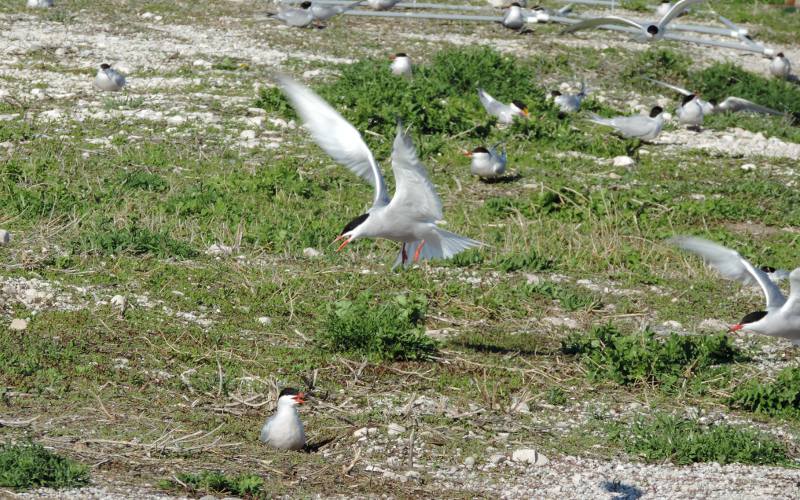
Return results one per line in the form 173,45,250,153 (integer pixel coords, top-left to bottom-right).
729,368,800,419
0,442,89,490
159,470,265,498
318,293,437,361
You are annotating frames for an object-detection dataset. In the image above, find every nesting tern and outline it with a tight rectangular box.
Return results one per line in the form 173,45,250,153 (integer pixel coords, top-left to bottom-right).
367,0,402,10
501,3,526,31
769,52,792,80
646,77,787,117
670,236,800,345
561,0,705,42
478,88,529,125
276,75,482,269
675,92,704,129
390,53,412,78
269,1,315,27
465,145,506,179
260,388,307,450
93,64,126,92
586,106,664,141
27,0,54,7
549,81,587,114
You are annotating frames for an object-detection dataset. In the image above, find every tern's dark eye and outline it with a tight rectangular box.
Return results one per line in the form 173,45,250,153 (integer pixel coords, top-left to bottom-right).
646,25,659,35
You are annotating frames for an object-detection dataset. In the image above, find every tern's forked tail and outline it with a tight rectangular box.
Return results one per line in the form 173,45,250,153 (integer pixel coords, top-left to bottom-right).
392,228,482,270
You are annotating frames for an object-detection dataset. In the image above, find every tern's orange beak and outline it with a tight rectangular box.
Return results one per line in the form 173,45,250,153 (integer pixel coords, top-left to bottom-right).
463,150,473,157
521,108,530,117
294,392,307,404
729,324,743,332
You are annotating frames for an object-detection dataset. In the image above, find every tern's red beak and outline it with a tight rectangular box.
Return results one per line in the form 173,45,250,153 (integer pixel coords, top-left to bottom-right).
334,235,352,252
294,392,307,404
729,324,743,332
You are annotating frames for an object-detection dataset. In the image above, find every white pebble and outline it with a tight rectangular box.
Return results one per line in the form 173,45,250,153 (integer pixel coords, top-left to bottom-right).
512,449,549,466
612,156,635,167
0,229,10,245
9,318,28,331
303,247,322,258
257,316,272,326
387,423,406,436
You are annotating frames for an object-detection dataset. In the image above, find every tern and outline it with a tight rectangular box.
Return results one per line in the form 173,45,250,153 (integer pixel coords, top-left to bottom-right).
276,75,482,269
769,52,792,80
501,3,526,31
27,0,54,7
310,0,362,22
478,88,529,125
260,388,307,450
93,64,126,92
675,92,704,129
646,77,787,117
549,81,587,114
465,145,506,179
586,106,664,141
670,236,800,345
390,53,412,78
269,1,315,27
367,0,402,10
562,0,705,42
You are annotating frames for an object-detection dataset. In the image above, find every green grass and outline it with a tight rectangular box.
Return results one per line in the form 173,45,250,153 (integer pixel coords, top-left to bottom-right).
160,470,265,498
729,368,800,419
0,442,89,490
562,325,742,389
607,413,794,466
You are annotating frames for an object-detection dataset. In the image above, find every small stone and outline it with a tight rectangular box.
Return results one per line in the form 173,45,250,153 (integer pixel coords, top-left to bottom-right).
512,448,549,466
740,163,756,171
464,456,476,467
698,318,729,332
303,247,322,258
199,496,218,500
404,470,420,480
9,318,27,331
193,59,212,68
353,427,378,438
239,130,257,140
0,229,10,245
525,273,541,285
257,316,272,326
661,320,682,330
206,243,232,256
110,294,127,310
488,453,506,465
612,155,635,167
387,423,405,435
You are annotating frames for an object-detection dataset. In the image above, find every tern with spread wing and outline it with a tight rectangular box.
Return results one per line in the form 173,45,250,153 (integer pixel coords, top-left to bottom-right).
276,75,482,269
670,236,800,345
562,0,705,41
646,78,787,117
587,106,664,141
478,88,529,125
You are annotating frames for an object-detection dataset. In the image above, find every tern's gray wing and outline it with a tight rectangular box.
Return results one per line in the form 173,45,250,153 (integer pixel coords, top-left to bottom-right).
388,122,443,222
478,88,509,118
561,16,644,34
717,97,785,116
658,0,706,28
646,77,692,96
275,8,314,26
669,235,786,310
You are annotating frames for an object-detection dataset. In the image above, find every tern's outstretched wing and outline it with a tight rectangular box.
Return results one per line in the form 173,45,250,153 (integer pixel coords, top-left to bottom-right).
646,77,692,97
478,89,508,118
658,0,705,28
669,235,786,310
388,122,443,222
784,268,800,316
561,16,644,34
275,74,389,207
717,97,785,116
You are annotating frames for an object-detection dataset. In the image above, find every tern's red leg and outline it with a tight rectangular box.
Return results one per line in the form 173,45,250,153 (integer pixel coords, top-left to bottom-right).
413,240,426,262
402,243,407,265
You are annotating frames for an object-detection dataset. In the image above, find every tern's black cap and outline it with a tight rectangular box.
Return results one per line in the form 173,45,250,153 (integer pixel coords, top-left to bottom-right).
777,52,785,57
340,213,369,235
510,2,521,6
550,90,562,97
512,100,528,110
649,106,664,117
300,1,312,8
279,387,301,398
739,310,767,325
680,93,696,106
646,25,659,35
395,52,407,57
100,63,111,70
472,146,489,153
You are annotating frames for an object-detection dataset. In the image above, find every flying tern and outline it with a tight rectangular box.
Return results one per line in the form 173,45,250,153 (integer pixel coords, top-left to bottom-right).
269,1,315,27
769,52,792,80
670,236,800,345
562,0,705,42
93,64,126,92
390,53,412,78
260,388,307,450
549,81,588,114
675,92,704,129
478,88,529,125
587,106,664,141
276,75,482,269
646,78,787,117
465,145,506,179
310,0,362,22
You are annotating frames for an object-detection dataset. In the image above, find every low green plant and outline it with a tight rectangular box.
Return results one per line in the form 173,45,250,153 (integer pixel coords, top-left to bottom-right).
545,387,568,406
623,48,692,91
729,368,800,419
562,325,741,387
494,248,553,273
689,62,800,115
160,470,265,498
529,281,600,312
318,293,437,361
0,442,89,490
607,413,793,466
